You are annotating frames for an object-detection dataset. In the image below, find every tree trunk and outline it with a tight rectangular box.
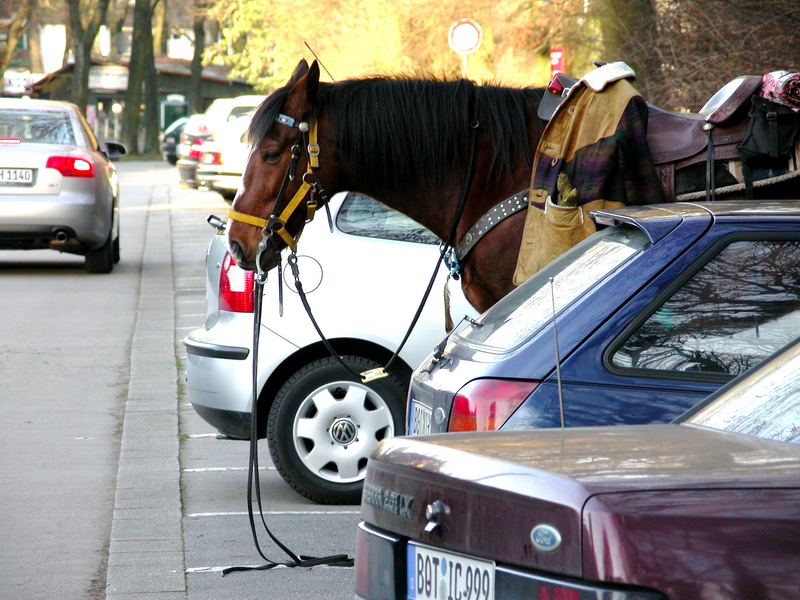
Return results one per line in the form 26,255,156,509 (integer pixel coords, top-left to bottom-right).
124,0,162,154
189,2,206,113
153,0,169,57
594,0,660,95
28,6,44,74
123,0,151,153
67,0,111,114
144,7,161,152
0,0,33,77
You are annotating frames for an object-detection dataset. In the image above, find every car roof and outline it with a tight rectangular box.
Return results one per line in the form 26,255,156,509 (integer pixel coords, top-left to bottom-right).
0,97,79,112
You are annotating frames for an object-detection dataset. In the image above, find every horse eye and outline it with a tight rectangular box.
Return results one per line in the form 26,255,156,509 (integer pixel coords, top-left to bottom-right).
263,150,282,164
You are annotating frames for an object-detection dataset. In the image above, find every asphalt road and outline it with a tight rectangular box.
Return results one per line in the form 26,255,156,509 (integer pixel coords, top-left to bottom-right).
0,161,358,600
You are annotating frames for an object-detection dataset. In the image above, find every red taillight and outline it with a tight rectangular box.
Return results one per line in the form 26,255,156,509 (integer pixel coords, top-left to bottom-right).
188,142,205,161
537,585,581,599
46,156,95,178
219,252,254,313
449,379,539,432
201,151,222,165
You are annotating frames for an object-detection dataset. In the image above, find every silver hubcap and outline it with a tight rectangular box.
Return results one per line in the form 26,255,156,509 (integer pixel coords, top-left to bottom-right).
292,379,394,484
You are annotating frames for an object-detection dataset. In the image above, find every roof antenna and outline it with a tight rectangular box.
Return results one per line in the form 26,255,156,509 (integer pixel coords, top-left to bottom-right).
549,277,565,429
304,41,335,81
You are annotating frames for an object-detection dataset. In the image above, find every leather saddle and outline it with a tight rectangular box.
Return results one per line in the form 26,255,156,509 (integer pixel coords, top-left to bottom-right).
538,73,764,201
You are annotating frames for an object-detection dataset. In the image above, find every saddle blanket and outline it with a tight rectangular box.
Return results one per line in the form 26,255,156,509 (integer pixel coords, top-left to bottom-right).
514,63,664,284
760,71,800,111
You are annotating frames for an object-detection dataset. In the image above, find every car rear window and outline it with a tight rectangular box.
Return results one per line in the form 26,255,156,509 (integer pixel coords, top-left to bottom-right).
611,239,800,377
0,109,75,145
454,224,650,353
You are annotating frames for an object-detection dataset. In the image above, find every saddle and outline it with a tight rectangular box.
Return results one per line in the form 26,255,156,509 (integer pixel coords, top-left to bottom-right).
539,72,796,201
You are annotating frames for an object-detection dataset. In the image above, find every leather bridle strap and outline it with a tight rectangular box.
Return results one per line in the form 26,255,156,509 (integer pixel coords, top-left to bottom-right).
226,116,321,252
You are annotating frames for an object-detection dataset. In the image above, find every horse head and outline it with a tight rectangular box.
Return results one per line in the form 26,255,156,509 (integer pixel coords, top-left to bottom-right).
228,59,324,272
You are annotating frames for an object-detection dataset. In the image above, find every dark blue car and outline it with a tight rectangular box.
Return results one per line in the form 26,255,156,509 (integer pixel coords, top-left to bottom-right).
408,200,800,436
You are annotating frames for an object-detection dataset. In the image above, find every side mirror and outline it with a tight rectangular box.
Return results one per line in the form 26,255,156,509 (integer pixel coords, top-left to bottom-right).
104,141,128,161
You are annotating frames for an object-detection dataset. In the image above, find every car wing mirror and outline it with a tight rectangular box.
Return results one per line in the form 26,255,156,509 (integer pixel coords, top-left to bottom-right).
104,141,128,161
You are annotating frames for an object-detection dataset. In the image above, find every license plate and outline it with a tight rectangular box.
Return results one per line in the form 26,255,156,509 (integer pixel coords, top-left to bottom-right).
409,400,432,436
407,542,494,600
0,168,34,185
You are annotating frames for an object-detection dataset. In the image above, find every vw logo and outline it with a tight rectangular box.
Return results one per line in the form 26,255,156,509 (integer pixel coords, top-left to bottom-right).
330,418,358,445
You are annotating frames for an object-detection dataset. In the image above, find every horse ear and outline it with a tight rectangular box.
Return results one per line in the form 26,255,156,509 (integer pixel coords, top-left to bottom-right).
288,60,320,112
306,60,320,105
288,59,310,86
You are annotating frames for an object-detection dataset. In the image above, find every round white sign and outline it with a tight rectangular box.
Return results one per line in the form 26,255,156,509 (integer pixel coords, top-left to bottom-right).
448,18,483,56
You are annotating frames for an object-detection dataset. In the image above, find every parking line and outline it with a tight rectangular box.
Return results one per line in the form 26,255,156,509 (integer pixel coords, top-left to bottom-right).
186,510,360,517
186,433,219,438
187,564,352,573
182,466,274,472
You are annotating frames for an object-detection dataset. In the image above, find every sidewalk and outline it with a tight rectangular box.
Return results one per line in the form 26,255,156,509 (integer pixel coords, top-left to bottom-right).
106,175,186,600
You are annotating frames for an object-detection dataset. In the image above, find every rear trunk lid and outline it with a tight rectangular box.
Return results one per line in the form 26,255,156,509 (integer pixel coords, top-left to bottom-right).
363,425,800,579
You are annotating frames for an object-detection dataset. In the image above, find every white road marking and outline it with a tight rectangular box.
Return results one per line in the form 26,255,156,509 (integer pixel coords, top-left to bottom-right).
186,510,359,517
182,466,274,472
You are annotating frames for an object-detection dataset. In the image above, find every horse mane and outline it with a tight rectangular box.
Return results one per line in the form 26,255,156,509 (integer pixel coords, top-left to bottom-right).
249,75,543,191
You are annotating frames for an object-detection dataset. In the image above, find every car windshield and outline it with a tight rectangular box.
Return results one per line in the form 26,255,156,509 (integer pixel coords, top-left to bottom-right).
683,342,800,443
453,224,650,353
0,109,75,145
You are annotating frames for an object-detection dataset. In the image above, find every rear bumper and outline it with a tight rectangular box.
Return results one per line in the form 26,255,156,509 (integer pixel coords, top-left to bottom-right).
0,192,110,250
182,319,300,438
177,159,198,186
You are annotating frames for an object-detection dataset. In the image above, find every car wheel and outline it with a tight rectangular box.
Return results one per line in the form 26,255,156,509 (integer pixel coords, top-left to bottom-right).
267,356,406,504
85,230,114,273
112,220,121,264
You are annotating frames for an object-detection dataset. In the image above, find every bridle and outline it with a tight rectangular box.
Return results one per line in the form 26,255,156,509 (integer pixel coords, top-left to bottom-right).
227,112,327,280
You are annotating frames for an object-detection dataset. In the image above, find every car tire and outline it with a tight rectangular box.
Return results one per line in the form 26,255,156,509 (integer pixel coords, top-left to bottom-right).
112,218,121,264
267,355,406,505
85,230,114,273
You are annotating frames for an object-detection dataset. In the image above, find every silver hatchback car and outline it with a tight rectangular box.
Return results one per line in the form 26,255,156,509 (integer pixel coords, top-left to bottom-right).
0,98,126,272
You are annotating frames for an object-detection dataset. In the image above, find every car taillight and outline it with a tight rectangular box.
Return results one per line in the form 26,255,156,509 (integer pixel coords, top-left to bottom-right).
448,379,539,432
201,152,222,165
219,252,254,313
188,140,205,161
46,156,95,178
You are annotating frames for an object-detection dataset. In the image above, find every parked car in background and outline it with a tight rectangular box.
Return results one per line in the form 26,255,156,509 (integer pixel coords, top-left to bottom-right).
176,114,210,187
160,116,188,165
177,96,264,188
356,336,800,600
196,114,252,201
409,200,800,437
0,98,126,273
183,192,474,504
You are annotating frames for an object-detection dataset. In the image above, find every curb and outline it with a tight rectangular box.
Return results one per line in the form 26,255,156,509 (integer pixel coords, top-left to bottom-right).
106,182,187,599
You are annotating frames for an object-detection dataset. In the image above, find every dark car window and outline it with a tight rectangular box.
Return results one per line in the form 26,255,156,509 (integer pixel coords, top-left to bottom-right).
0,109,75,145
612,239,800,377
684,341,800,443
336,192,439,245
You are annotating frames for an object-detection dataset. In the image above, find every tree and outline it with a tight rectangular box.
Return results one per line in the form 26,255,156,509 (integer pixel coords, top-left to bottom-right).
189,0,210,113
123,0,161,154
66,0,111,114
0,0,33,79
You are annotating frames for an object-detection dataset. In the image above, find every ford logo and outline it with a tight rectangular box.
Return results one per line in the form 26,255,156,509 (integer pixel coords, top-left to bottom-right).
530,524,561,552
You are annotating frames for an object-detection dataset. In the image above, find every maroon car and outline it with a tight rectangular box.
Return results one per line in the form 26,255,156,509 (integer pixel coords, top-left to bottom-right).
355,339,800,599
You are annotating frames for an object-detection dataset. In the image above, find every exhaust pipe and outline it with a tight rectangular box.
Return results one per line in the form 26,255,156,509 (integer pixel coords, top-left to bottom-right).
54,230,68,242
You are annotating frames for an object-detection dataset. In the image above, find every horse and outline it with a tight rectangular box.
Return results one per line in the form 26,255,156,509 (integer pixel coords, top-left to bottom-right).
227,59,547,313
227,59,800,313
